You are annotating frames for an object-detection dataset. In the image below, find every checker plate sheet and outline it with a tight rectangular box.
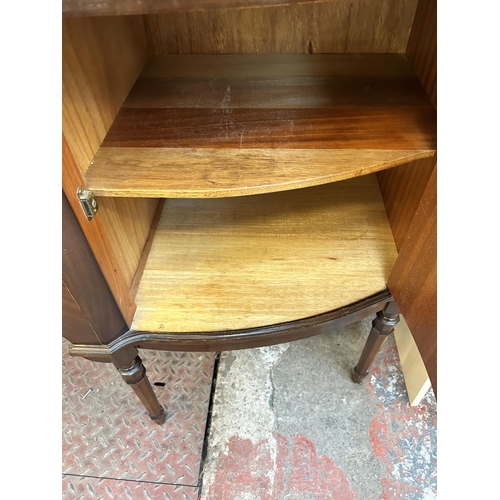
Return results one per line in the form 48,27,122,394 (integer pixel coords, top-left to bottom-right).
62,339,215,488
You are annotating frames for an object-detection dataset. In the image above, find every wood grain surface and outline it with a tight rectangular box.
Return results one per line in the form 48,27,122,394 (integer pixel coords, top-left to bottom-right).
130,200,166,298
101,107,436,150
143,0,419,55
63,192,130,343
62,16,148,176
96,197,159,289
136,53,420,78
125,53,429,107
62,134,137,325
72,291,392,353
87,148,432,198
377,156,435,250
63,0,325,17
86,54,436,198
387,166,436,395
406,0,437,107
63,16,160,295
376,0,436,247
132,174,398,333
62,281,101,345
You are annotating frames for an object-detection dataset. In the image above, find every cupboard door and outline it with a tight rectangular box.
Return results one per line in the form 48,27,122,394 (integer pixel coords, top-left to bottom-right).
62,192,129,345
387,166,437,395
62,135,138,325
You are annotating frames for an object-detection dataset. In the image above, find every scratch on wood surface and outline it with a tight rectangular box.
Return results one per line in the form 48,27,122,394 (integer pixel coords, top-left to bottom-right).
347,228,369,240
219,85,231,109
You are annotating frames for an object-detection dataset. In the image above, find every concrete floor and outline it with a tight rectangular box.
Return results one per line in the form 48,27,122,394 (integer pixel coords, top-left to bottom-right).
200,316,437,499
62,316,437,499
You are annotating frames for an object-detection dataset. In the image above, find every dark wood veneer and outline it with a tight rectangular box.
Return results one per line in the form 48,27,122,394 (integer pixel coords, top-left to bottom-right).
102,107,436,151
69,290,392,358
62,0,436,421
387,166,437,395
62,191,129,344
62,281,101,345
62,134,138,324
352,300,400,382
63,191,165,422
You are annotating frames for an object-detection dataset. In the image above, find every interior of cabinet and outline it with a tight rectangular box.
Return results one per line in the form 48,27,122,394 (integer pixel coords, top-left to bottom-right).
62,0,436,329
132,175,398,332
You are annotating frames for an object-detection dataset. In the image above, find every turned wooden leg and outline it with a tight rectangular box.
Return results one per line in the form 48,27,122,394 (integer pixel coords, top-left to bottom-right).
112,347,166,425
352,301,400,383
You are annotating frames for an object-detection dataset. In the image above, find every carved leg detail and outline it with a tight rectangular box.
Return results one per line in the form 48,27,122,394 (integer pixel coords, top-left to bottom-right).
352,301,400,383
113,347,166,425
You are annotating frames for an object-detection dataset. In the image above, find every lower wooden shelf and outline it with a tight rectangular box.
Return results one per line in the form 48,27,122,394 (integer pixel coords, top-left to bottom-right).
131,174,398,333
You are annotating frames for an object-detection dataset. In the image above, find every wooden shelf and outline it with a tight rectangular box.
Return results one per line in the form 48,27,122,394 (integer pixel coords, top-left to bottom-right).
131,174,398,333
85,54,436,198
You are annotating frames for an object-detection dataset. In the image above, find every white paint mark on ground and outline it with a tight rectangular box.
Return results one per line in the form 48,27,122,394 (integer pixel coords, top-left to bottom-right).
201,344,290,496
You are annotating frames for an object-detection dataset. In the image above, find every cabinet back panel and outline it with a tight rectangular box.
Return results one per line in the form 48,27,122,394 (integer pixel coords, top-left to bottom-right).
144,0,419,55
63,16,160,300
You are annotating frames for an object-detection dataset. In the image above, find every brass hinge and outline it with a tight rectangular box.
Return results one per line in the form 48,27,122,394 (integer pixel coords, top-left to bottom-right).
76,187,98,221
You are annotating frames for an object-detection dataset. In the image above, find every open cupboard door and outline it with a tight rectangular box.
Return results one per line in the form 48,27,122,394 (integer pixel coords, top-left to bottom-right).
387,166,437,397
384,0,437,397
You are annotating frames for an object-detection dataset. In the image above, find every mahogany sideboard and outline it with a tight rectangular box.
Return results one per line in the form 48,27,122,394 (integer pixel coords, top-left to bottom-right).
62,0,437,424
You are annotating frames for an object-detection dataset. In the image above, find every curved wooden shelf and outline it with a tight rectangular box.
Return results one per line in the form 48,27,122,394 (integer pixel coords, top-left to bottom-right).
85,54,436,198
131,175,398,333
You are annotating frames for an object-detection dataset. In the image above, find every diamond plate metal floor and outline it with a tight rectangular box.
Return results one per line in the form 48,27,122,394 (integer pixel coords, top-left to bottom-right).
62,339,216,499
63,319,437,499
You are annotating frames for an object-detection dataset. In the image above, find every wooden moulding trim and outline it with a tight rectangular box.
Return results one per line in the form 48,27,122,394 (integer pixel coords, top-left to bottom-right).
69,289,392,357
